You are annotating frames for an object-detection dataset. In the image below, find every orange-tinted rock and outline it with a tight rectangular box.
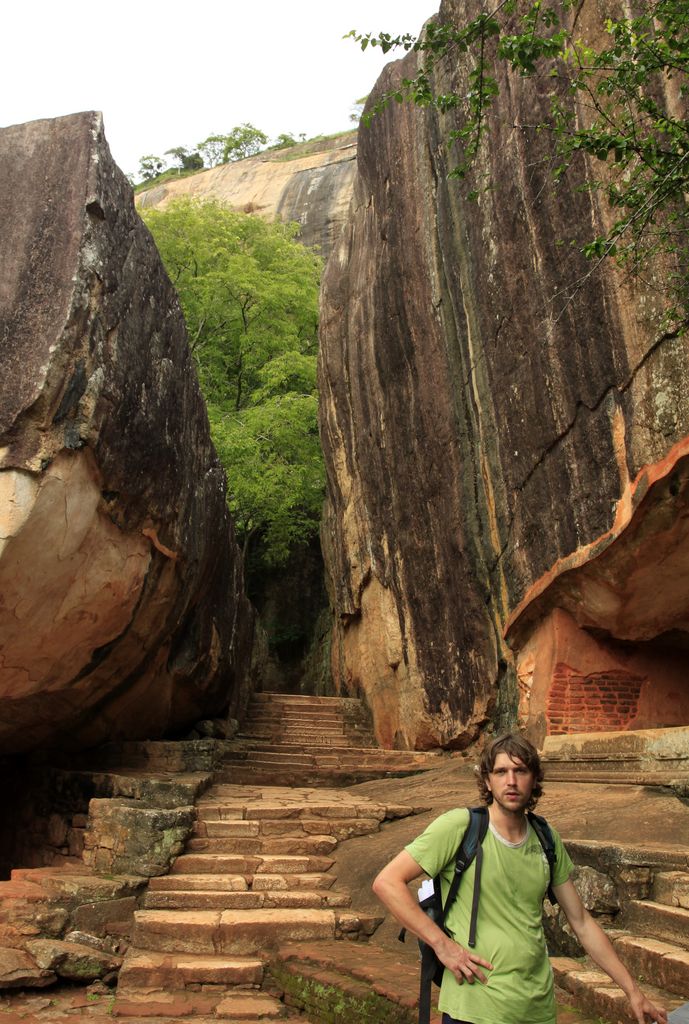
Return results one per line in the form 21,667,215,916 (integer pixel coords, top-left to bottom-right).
0,947,54,988
0,112,255,755
319,0,689,747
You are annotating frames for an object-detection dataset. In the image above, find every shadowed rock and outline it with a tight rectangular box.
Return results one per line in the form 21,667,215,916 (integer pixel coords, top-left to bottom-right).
0,111,255,755
319,0,689,748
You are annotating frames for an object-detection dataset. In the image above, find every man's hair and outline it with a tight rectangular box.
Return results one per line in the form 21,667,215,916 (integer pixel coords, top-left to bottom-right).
476,732,544,809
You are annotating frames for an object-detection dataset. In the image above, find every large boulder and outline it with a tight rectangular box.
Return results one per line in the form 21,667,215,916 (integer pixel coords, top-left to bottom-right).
319,1,689,748
0,112,255,755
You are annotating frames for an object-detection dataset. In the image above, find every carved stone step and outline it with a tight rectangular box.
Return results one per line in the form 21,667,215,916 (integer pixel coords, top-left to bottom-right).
193,817,380,841
623,899,689,947
117,947,265,988
196,800,386,822
249,693,360,705
132,908,338,955
611,932,689,996
150,872,336,892
653,871,689,909
149,874,249,892
113,986,287,1018
552,956,684,1023
170,853,335,876
185,835,338,857
144,890,264,910
218,766,431,786
143,889,351,911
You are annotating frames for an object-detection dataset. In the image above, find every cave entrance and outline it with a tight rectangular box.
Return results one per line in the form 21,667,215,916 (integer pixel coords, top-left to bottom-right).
512,455,689,743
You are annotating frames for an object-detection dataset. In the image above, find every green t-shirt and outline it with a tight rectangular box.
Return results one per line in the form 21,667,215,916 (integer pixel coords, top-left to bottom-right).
405,808,573,1024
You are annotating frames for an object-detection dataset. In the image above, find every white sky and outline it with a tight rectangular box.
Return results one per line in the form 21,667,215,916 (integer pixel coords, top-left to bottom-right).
2,1,432,179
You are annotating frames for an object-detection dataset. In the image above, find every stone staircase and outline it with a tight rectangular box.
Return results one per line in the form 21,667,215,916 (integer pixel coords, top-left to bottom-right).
112,783,417,1022
550,835,689,1022
220,692,441,786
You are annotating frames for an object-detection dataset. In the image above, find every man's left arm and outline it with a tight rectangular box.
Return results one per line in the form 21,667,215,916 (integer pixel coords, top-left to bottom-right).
553,879,668,1024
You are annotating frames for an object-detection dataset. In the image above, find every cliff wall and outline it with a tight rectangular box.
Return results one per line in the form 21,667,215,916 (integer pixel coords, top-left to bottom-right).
137,133,358,260
0,112,255,756
319,1,689,748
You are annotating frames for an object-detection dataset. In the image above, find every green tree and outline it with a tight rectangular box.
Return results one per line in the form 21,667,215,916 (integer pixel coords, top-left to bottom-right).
142,198,323,566
349,0,689,329
222,123,269,162
138,154,166,181
271,132,298,150
165,146,204,171
197,134,229,168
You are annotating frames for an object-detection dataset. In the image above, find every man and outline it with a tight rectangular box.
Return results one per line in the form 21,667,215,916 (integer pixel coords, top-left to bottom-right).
372,732,667,1024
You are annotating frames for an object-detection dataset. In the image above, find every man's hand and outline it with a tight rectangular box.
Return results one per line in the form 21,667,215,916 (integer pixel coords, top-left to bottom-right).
629,988,667,1024
434,933,493,985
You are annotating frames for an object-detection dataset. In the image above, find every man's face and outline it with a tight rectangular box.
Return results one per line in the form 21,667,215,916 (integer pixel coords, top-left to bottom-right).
486,751,535,813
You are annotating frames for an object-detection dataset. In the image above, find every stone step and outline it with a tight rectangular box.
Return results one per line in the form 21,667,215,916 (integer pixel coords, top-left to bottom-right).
150,872,336,892
193,819,261,838
552,955,684,1023
238,731,350,742
185,835,338,856
113,987,288,1019
611,932,689,996
196,800,386,822
224,753,316,768
217,765,432,786
144,889,264,911
143,888,352,911
565,837,689,873
224,749,434,767
194,817,381,840
118,947,265,988
132,908,338,955
149,873,249,892
243,704,346,712
170,853,335,875
243,713,346,725
249,693,361,704
654,871,689,909
241,739,376,752
623,899,689,947
543,769,689,787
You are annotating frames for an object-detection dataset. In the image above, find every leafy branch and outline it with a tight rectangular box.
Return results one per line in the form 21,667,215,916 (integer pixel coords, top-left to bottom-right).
348,0,689,329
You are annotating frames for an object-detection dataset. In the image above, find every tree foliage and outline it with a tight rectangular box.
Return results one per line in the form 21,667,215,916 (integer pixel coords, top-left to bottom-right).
138,154,166,181
222,123,269,162
165,146,204,171
270,132,299,150
349,0,689,329
142,199,324,567
197,134,228,168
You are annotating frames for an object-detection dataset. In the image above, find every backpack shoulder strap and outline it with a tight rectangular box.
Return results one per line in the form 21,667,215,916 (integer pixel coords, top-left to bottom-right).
441,806,487,918
441,806,488,947
527,810,559,906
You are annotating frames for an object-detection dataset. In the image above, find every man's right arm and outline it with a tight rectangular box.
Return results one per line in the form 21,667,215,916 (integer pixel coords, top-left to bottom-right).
372,851,493,985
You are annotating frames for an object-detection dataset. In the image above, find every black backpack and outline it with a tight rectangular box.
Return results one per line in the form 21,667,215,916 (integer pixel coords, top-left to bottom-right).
400,806,558,1024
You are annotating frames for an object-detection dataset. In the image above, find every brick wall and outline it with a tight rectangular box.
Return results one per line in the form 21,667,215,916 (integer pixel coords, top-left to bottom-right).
546,663,645,734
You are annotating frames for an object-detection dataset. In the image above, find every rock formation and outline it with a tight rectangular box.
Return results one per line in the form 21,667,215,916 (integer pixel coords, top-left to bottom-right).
319,1,689,748
0,111,255,756
137,133,357,260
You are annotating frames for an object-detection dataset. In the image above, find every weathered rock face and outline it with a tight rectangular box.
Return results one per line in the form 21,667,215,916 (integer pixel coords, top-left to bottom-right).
319,1,689,748
0,112,255,755
137,133,357,260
